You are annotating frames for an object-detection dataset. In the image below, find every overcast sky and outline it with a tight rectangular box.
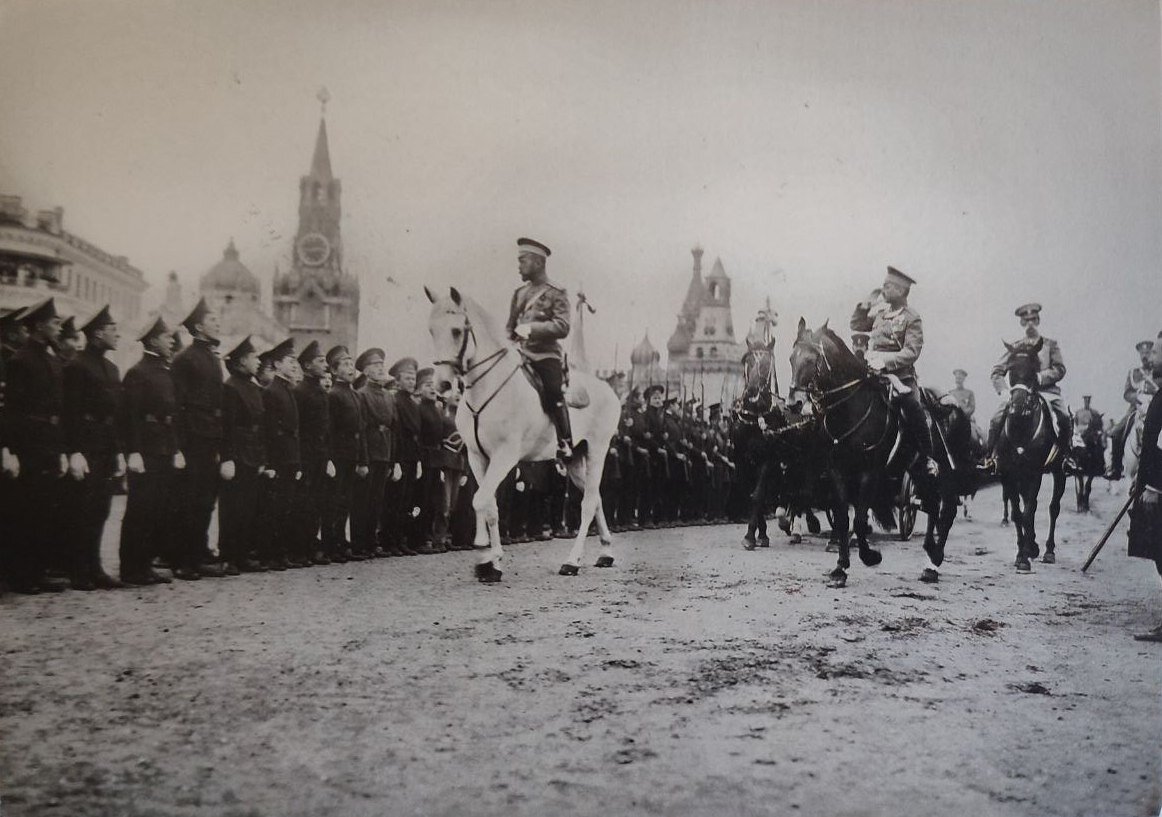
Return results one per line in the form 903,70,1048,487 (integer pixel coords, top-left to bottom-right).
1,0,1159,415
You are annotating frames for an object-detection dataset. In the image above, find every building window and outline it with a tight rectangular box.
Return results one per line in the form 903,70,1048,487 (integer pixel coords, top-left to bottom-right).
696,348,704,359
709,347,718,357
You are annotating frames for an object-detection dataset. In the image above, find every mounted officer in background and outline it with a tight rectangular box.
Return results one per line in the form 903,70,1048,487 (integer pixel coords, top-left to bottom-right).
1107,339,1158,480
849,265,939,478
985,303,1077,474
506,237,573,463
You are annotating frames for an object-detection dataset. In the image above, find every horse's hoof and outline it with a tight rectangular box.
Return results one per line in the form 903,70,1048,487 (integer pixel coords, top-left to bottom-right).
1028,543,1040,560
758,535,770,548
1001,519,1010,527
859,548,883,567
826,569,847,589
786,533,800,545
777,518,792,534
558,563,580,576
742,536,757,551
919,567,940,583
1015,557,1032,573
828,567,846,580
594,556,614,568
474,562,503,583
825,541,840,553
1041,551,1056,565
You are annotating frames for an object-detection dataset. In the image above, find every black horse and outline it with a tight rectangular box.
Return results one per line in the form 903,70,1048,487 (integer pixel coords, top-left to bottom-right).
734,339,783,549
993,339,1068,571
1071,410,1105,513
789,319,972,587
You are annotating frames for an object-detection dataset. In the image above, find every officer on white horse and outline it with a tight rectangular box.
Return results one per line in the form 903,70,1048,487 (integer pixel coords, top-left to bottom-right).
506,238,574,464
1107,339,1158,480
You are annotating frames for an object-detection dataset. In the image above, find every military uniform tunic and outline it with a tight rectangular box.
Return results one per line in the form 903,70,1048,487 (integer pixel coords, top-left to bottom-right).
219,372,266,565
850,303,924,382
171,338,224,568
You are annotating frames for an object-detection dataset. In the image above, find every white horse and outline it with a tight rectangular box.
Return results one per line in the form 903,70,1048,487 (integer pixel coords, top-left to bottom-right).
1121,405,1146,496
426,287,621,582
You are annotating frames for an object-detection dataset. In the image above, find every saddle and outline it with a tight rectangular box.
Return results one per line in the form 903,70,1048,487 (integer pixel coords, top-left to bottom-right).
518,353,590,410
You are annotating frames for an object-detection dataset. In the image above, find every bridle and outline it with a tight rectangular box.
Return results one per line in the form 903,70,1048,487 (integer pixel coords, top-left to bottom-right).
433,310,523,457
792,337,892,451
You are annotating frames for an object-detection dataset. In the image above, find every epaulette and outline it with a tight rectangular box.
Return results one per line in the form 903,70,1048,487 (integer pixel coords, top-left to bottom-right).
543,279,566,293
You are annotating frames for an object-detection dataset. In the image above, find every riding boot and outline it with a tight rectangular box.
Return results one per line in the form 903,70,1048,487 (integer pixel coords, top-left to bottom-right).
901,396,939,477
1107,422,1126,479
551,404,575,461
1056,410,1079,474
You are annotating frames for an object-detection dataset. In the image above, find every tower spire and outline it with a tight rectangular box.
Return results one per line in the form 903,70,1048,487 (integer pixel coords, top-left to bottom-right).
310,89,333,180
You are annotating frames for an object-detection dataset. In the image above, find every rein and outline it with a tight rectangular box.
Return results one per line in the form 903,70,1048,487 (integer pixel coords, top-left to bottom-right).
793,341,891,453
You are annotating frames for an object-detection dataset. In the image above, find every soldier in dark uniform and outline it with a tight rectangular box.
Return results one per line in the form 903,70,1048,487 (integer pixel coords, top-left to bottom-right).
119,317,179,585
217,336,267,575
294,341,335,564
171,297,226,579
506,237,573,462
326,346,369,559
386,357,422,554
1108,339,1158,480
62,305,126,590
261,339,302,569
352,347,393,558
851,266,939,481
414,367,445,553
4,298,69,593
1127,333,1162,641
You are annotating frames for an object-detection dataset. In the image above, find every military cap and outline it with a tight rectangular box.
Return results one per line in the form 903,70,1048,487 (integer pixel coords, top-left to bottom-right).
708,402,722,415
325,345,351,369
1135,339,1154,354
354,347,384,371
1082,394,1092,399
138,316,172,343
1014,303,1042,320
388,356,418,378
0,305,27,332
20,297,58,326
257,344,276,366
953,368,967,377
297,340,324,367
643,384,664,399
225,335,257,362
517,237,552,258
80,304,115,336
885,266,916,287
267,337,295,363
181,297,212,334
415,367,435,387
58,316,79,340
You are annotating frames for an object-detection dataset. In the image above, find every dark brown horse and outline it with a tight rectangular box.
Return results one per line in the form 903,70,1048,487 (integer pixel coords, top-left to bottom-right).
994,339,1067,571
789,320,971,586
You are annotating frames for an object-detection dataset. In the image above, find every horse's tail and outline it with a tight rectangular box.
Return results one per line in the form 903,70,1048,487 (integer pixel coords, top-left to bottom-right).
871,481,897,532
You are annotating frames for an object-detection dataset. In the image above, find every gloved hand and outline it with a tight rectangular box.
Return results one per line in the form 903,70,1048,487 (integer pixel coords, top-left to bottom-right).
220,460,236,481
459,474,468,487
2,447,20,478
439,471,446,483
1141,488,1159,505
295,470,302,481
128,452,145,473
68,452,90,480
391,463,403,482
514,324,532,340
263,468,277,479
865,352,886,372
173,451,187,470
114,453,127,477
58,453,68,476
326,460,336,478
515,480,526,493
356,464,369,478
416,462,423,480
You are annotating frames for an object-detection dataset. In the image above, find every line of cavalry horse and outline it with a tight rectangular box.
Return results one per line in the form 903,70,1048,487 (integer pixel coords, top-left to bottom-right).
426,288,1145,586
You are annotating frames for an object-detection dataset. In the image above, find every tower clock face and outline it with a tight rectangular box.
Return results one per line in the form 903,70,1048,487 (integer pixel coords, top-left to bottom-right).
297,232,331,266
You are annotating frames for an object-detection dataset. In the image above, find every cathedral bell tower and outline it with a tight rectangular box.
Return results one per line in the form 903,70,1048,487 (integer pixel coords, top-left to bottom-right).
272,88,360,350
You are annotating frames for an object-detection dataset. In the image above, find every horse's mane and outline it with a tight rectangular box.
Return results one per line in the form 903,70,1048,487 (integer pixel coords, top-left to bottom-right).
455,292,509,352
818,326,866,375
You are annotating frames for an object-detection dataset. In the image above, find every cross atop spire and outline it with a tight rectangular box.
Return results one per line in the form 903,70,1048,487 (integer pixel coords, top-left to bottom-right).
317,86,330,117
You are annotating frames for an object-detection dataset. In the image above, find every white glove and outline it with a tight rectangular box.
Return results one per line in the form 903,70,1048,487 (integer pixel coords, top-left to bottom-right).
263,468,277,479
128,452,145,473
514,324,532,340
416,462,423,480
69,452,90,480
2,447,19,478
114,453,127,478
295,470,302,481
865,352,886,371
1141,488,1158,505
58,453,68,476
439,470,446,483
391,463,403,482
326,460,336,478
356,464,369,478
515,480,526,493
173,451,187,470
220,460,236,481
459,474,468,487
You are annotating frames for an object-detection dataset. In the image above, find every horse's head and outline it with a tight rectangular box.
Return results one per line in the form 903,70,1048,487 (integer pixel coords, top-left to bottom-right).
1003,337,1043,415
789,318,865,409
426,286,471,392
741,345,776,414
